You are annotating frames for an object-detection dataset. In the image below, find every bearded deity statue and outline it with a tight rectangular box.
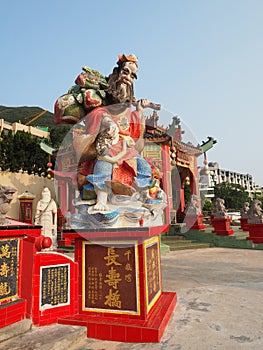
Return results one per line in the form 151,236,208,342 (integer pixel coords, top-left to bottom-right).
54,54,166,228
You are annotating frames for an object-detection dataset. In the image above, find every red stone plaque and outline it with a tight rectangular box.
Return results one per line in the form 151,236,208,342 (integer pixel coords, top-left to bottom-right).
83,241,139,314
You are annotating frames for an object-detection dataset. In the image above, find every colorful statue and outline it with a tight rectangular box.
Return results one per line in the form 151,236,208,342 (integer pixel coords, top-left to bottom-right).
35,187,57,248
54,54,166,228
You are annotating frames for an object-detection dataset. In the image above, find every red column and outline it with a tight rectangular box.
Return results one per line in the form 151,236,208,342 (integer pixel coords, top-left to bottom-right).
161,144,172,223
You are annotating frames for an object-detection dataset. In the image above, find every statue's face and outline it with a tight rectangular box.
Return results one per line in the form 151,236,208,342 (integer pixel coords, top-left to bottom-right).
119,62,137,86
42,187,51,201
107,61,137,104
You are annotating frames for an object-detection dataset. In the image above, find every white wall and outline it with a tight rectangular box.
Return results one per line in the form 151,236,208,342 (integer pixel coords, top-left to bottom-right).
0,172,57,222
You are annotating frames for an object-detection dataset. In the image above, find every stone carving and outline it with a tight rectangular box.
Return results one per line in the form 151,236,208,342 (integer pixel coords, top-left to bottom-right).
54,54,167,228
247,199,263,224
240,202,250,218
212,198,227,218
0,185,16,224
184,194,201,215
35,187,57,249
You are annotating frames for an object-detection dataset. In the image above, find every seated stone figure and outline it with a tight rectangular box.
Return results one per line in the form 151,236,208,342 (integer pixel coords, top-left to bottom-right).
240,202,250,218
247,199,263,224
0,185,16,224
184,194,201,216
212,198,227,218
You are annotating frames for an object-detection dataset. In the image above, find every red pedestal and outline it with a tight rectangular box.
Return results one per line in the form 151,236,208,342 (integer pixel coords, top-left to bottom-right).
0,218,78,329
240,218,248,231
31,252,78,326
58,225,177,342
211,217,234,236
0,219,41,328
246,223,263,244
185,214,206,230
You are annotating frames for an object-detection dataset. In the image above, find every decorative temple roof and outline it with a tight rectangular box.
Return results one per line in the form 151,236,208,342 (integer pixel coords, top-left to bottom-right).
145,112,217,157
144,126,170,144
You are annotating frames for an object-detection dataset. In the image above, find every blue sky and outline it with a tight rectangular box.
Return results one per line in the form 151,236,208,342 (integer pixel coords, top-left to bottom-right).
1,0,263,185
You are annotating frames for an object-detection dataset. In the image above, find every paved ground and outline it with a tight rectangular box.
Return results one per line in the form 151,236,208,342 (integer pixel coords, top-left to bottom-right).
1,247,263,350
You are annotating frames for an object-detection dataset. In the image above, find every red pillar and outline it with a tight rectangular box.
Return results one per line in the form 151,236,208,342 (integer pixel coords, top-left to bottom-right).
161,144,172,223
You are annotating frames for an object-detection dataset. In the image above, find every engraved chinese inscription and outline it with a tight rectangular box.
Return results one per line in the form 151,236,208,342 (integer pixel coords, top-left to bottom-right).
0,239,19,303
40,264,70,309
146,240,161,305
84,242,138,313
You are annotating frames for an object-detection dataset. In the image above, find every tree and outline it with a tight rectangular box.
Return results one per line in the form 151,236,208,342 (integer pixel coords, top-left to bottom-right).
202,200,213,215
0,130,48,176
49,125,71,149
213,182,250,210
0,130,14,171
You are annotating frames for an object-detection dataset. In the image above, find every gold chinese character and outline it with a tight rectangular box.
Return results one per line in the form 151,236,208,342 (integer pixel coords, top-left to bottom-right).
0,282,10,296
104,267,122,289
153,281,158,292
124,249,131,261
0,262,10,277
11,247,17,256
125,262,132,271
125,274,132,283
0,244,11,259
104,247,121,266
104,289,122,309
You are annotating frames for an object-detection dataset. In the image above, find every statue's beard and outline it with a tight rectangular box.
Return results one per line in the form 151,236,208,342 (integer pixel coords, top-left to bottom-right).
107,72,134,104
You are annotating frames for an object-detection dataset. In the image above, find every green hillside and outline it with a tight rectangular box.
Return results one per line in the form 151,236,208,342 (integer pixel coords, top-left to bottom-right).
0,105,55,127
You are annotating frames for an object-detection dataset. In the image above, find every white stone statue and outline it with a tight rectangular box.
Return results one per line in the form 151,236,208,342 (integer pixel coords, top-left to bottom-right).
247,199,263,224
240,202,250,218
185,194,201,215
35,187,57,249
0,185,16,224
212,198,227,218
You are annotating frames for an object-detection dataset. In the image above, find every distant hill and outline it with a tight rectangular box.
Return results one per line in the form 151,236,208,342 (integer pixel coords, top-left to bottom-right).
0,105,55,127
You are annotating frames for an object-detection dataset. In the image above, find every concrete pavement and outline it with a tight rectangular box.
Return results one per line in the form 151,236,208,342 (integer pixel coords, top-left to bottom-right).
0,247,262,350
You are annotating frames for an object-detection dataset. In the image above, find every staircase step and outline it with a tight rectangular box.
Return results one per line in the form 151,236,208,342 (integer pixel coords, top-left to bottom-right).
162,239,194,244
168,242,211,250
161,235,186,241
160,243,170,253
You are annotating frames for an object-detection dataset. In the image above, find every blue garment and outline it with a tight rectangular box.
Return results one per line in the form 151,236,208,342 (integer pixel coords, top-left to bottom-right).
86,155,152,190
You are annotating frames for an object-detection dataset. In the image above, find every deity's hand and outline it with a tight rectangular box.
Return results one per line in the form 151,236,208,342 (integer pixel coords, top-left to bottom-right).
136,99,151,113
121,135,135,147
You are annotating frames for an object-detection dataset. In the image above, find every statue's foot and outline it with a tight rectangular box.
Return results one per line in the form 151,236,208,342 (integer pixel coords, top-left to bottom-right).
93,201,109,212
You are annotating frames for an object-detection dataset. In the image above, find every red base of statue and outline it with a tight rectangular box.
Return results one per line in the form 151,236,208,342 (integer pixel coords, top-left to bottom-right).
240,218,249,231
185,214,206,230
246,223,263,244
58,225,177,342
211,217,234,236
